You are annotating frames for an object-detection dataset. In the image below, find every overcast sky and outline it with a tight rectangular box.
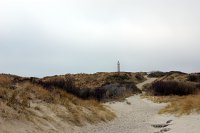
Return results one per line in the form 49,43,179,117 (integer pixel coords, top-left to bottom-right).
0,0,200,77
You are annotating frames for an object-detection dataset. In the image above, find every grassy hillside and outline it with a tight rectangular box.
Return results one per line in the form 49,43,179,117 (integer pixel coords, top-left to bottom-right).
39,72,144,101
71,72,145,89
159,93,200,115
0,74,115,132
143,71,200,115
0,72,145,129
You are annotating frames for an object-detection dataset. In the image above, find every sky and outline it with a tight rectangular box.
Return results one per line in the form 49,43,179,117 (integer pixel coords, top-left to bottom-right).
0,0,200,77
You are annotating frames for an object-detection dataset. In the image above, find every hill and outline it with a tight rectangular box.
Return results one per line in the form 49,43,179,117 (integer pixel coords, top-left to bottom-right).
0,74,116,133
0,72,145,132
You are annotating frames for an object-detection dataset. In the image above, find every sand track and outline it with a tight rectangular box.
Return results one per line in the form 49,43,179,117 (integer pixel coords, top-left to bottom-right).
74,77,200,133
74,77,165,133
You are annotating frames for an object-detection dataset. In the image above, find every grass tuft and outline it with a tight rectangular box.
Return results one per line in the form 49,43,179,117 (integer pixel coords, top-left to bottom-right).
159,93,200,116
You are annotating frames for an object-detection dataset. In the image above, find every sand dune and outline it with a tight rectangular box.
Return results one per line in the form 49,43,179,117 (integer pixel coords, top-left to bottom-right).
1,77,199,133
74,77,200,133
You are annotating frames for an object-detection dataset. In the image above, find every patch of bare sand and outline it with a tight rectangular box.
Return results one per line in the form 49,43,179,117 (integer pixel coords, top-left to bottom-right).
150,114,200,133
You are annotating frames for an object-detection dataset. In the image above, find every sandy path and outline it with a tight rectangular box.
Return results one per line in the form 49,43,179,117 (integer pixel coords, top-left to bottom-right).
74,77,167,133
136,76,157,90
74,77,200,133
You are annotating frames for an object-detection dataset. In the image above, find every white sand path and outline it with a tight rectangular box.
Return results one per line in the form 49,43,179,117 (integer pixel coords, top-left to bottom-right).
74,76,200,133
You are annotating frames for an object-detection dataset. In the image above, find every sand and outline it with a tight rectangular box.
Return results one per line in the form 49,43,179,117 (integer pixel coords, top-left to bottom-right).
1,77,199,133
73,77,200,133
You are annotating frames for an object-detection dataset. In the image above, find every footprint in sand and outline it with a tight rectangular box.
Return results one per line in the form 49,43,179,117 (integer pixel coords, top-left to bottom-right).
152,120,173,133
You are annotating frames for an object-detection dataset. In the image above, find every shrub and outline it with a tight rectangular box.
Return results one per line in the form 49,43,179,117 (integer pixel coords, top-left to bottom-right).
39,76,76,93
188,74,200,82
151,81,198,96
39,74,140,101
105,74,130,84
148,71,185,78
92,83,140,101
148,71,166,77
135,73,144,81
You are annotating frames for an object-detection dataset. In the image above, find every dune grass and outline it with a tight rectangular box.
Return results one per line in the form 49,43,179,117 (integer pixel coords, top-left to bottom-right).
142,94,200,116
159,93,200,116
143,72,200,116
0,80,115,126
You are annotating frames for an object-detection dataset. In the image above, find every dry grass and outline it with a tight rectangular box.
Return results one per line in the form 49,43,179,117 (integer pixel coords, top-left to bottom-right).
159,93,200,116
0,72,143,126
0,79,115,126
159,73,188,82
0,74,16,88
39,72,142,101
69,72,145,89
143,72,200,116
141,95,183,103
142,94,200,116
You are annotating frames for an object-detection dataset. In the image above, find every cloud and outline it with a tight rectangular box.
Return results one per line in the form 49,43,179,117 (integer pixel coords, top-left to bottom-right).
0,0,200,77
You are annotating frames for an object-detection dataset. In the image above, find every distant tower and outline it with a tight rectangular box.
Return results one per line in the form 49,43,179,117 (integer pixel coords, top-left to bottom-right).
117,61,120,74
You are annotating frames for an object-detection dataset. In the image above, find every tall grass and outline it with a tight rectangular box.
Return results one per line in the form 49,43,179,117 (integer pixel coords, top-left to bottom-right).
0,81,116,125
159,93,200,115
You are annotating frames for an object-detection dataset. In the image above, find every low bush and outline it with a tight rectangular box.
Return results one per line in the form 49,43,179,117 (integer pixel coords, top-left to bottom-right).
188,74,200,82
148,71,185,78
105,74,130,84
93,83,140,101
150,81,198,96
38,75,140,101
39,76,76,92
148,71,166,77
135,73,145,81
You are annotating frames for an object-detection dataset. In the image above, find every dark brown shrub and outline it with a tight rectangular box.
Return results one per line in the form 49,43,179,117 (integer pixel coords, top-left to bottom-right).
148,71,185,78
148,71,166,77
151,81,197,96
105,74,130,84
39,74,140,101
188,74,200,82
39,76,76,93
135,73,144,81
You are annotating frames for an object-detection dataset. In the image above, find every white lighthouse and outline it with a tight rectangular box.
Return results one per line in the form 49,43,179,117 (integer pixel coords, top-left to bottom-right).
117,61,120,74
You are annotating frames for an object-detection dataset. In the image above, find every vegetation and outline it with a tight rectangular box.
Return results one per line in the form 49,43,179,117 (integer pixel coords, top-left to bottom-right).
148,71,166,77
142,94,200,116
148,71,186,78
0,74,115,127
143,72,200,115
159,93,200,116
188,73,200,82
39,72,143,101
150,80,198,96
0,72,144,126
70,72,145,89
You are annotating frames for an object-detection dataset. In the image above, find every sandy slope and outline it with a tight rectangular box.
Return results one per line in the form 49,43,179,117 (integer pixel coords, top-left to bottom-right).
74,77,200,133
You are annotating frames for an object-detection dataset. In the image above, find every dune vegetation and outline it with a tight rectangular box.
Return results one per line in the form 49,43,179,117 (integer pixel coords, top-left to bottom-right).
0,74,116,132
37,72,144,101
143,72,200,116
159,93,200,116
0,72,145,130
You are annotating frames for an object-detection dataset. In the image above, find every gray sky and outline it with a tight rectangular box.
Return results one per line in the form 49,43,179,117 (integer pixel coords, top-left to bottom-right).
0,0,200,77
